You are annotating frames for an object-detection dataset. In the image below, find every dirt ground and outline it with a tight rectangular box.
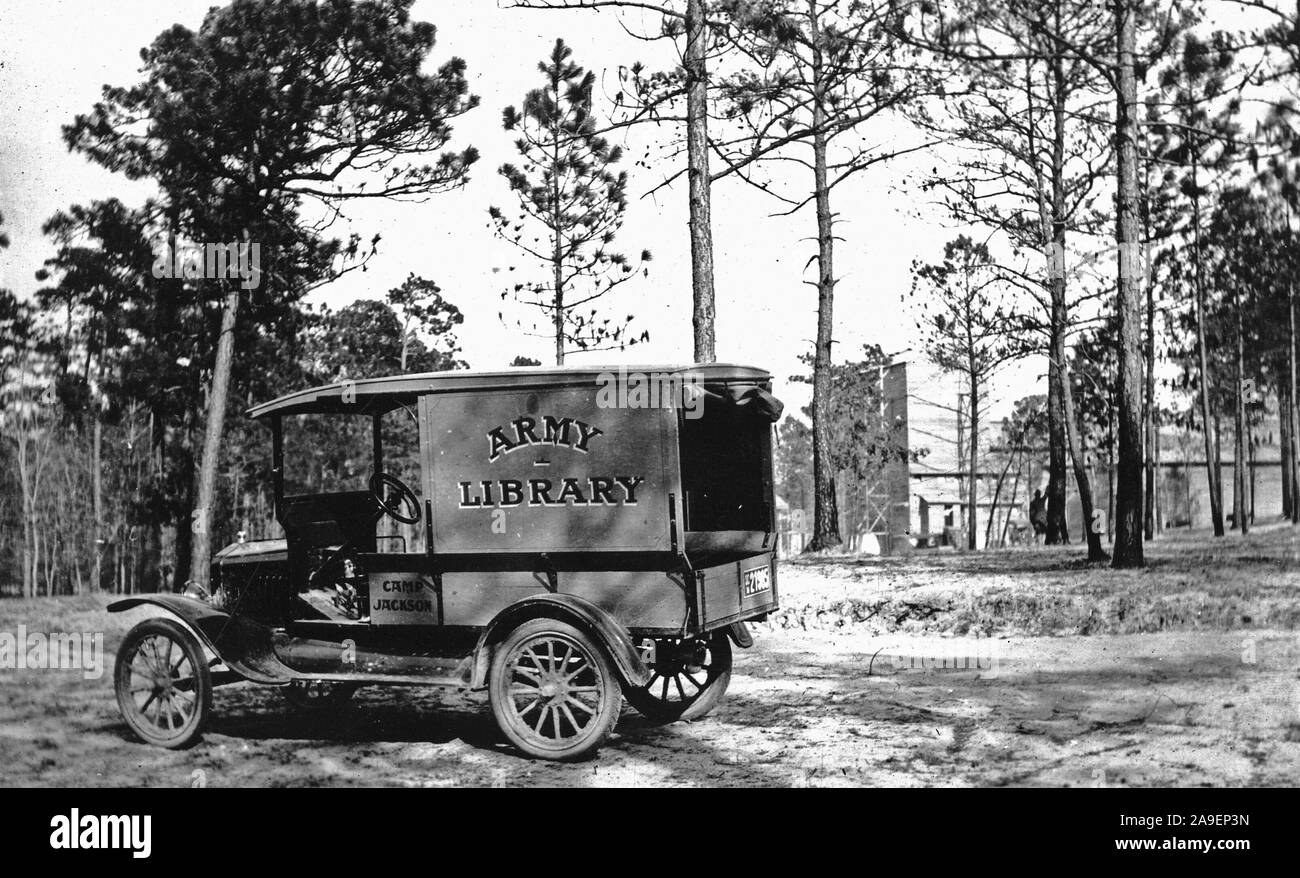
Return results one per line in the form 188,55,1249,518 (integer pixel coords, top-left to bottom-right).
2,526,1299,787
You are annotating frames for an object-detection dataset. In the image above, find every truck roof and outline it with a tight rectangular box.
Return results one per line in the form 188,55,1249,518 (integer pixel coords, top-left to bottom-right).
247,363,773,419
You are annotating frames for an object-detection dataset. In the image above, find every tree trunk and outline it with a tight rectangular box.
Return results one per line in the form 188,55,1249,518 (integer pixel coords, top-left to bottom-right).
1154,407,1162,529
19,444,34,598
400,316,411,372
1191,158,1224,536
553,255,565,367
1000,450,1023,546
1142,110,1157,539
1248,415,1256,523
551,66,566,368
551,176,565,366
92,414,103,591
968,369,979,551
1233,281,1247,535
1047,51,1104,560
1214,411,1224,525
15,432,49,597
1112,0,1144,567
189,281,242,589
1144,229,1157,540
1046,355,1069,544
1060,361,1109,560
169,416,193,590
1108,385,1115,541
685,0,715,363
806,2,840,552
986,442,1017,547
1282,365,1292,518
138,521,162,594
1044,40,1072,546
1290,270,1300,524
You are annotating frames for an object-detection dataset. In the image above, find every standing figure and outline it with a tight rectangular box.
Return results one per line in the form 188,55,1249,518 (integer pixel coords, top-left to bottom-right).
1029,489,1048,545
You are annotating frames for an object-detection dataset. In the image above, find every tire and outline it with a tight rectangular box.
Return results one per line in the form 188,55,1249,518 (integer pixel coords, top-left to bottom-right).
488,618,622,761
281,680,358,710
626,631,731,723
115,617,212,749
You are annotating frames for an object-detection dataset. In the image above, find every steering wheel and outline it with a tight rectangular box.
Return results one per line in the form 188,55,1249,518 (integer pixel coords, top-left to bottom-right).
369,472,421,525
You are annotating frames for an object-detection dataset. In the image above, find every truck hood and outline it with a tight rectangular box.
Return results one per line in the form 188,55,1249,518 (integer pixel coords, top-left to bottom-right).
213,539,288,565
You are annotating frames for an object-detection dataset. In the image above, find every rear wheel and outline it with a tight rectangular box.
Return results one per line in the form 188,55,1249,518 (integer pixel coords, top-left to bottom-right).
488,618,622,761
626,632,731,723
115,618,212,749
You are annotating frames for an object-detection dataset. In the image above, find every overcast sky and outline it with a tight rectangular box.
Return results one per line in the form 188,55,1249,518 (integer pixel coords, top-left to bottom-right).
4,0,1260,426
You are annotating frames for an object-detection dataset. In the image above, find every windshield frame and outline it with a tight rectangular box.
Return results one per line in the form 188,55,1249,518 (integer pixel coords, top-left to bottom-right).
271,408,385,505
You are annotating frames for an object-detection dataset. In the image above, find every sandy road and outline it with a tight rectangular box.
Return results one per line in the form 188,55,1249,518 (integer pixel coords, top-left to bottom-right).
1,602,1296,786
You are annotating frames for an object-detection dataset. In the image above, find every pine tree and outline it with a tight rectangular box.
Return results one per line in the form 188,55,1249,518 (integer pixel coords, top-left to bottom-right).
491,38,650,365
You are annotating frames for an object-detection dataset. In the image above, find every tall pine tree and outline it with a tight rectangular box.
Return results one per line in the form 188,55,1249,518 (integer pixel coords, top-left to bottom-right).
491,38,650,364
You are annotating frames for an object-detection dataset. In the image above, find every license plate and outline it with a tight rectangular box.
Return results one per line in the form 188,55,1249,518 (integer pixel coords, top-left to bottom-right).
741,564,771,599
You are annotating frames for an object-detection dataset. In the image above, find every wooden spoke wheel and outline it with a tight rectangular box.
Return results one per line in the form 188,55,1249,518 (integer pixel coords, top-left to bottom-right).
626,631,731,723
115,618,212,749
281,680,359,710
488,619,622,761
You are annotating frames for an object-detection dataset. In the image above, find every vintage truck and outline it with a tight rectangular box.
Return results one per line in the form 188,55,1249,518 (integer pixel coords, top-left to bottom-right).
110,364,783,760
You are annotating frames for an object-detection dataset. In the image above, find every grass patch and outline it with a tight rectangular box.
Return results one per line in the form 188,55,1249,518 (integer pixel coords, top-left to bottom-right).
774,522,1300,636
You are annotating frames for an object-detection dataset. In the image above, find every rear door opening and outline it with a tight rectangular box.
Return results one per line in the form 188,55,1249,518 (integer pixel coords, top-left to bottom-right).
678,387,778,564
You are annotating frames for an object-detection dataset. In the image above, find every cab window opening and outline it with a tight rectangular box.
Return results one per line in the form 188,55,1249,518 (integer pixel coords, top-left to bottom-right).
280,411,376,497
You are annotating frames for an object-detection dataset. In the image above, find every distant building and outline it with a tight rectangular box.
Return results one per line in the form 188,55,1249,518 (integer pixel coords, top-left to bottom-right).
774,356,1287,555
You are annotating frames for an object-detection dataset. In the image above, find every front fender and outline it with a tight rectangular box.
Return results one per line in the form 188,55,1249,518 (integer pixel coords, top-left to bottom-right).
469,593,652,691
109,594,231,648
108,595,287,684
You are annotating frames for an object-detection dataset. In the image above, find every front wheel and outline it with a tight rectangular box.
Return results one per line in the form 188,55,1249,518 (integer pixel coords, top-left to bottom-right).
488,618,622,761
626,632,732,723
115,617,212,748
